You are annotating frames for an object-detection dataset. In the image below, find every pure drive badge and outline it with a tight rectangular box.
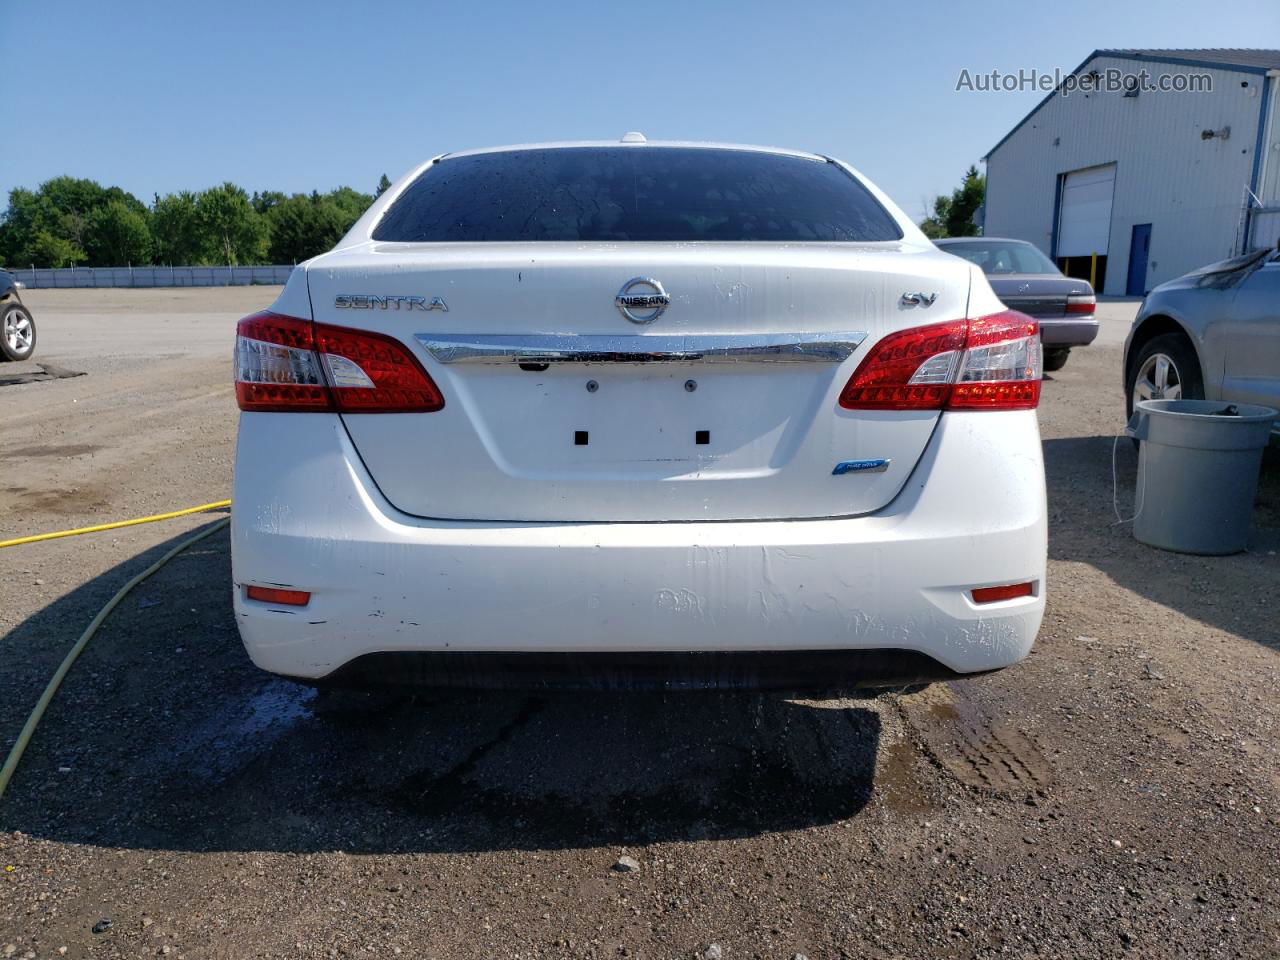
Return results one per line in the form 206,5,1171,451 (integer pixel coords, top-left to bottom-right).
335,294,448,311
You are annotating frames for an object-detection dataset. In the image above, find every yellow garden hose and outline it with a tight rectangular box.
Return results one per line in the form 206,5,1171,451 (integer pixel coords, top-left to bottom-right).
0,499,231,549
0,506,232,800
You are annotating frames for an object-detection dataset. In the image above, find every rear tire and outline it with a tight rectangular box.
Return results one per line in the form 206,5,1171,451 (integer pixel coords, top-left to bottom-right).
1,303,36,361
1125,333,1203,420
1043,347,1070,372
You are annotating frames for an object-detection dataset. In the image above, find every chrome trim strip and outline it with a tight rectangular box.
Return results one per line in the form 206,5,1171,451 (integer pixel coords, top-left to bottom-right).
416,332,868,365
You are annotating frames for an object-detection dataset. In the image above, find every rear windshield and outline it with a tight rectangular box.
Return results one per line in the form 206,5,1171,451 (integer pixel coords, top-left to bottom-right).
373,147,903,243
939,240,1059,276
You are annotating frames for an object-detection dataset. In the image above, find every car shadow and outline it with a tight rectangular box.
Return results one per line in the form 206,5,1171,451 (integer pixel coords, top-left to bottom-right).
1044,435,1280,650
0,524,881,854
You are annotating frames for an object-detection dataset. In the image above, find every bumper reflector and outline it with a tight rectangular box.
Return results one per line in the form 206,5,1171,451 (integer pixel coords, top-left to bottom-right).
246,585,311,606
971,582,1034,604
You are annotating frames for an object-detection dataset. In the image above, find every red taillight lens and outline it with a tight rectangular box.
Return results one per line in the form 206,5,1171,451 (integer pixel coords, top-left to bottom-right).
235,311,444,413
839,310,1041,412
971,582,1035,604
837,320,967,410
245,585,311,606
1065,293,1096,315
314,323,445,413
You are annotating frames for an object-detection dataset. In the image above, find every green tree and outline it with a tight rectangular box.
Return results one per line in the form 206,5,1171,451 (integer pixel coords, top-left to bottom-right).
0,188,46,265
920,165,985,239
151,192,203,264
265,193,341,263
30,229,85,268
86,199,153,265
195,182,269,265
328,186,373,224
251,190,286,215
264,187,373,263
1,176,376,268
0,177,154,267
375,173,392,197
919,195,951,240
39,176,105,254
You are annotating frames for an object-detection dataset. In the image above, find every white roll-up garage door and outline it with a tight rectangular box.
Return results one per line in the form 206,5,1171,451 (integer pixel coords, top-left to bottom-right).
1057,164,1116,257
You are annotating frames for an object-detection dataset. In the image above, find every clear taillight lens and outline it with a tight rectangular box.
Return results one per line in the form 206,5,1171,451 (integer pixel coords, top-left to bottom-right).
1066,293,1096,315
235,313,332,412
235,311,444,413
839,310,1041,411
950,312,1041,409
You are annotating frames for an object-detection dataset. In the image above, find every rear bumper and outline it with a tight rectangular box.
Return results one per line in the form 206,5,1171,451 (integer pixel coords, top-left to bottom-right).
231,411,1047,687
1039,316,1099,347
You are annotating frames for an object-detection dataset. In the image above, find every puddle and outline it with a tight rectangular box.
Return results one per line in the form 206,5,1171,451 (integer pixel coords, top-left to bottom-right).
901,684,1052,795
877,739,935,814
388,694,883,846
157,680,317,781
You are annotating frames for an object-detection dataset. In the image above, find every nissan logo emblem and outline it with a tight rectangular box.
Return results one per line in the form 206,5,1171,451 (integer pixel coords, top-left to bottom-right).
614,277,670,324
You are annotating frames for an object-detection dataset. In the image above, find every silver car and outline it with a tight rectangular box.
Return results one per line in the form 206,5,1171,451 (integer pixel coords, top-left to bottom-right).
1124,247,1280,430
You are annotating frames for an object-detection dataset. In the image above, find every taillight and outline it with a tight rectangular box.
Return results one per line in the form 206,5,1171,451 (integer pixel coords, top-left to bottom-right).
948,312,1042,410
1065,293,1096,315
314,324,445,413
836,320,967,410
235,313,333,412
235,311,444,413
839,310,1041,411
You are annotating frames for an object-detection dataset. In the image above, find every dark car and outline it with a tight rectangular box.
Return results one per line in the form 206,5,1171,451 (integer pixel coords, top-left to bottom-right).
935,237,1097,371
1,270,36,361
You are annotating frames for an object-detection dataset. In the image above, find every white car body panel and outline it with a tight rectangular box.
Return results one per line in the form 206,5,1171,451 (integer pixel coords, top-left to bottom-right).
308,242,972,522
232,141,1045,685
232,409,1045,679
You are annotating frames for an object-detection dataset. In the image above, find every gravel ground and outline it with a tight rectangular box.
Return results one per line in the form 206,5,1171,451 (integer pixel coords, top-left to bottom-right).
0,289,1277,959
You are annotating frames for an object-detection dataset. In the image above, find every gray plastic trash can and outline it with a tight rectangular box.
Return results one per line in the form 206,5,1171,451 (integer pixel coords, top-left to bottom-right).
1125,399,1277,555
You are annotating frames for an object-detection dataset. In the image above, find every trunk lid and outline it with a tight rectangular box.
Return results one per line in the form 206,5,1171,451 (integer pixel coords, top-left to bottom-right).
306,241,971,522
988,274,1091,318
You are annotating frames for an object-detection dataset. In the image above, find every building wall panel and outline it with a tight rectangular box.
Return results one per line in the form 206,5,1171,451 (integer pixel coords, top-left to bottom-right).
984,56,1268,293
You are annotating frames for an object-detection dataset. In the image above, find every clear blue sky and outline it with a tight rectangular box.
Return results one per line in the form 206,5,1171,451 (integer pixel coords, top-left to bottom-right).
4,0,1277,221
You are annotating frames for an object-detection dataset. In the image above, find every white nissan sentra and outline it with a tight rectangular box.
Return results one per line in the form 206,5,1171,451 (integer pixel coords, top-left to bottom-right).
231,137,1046,692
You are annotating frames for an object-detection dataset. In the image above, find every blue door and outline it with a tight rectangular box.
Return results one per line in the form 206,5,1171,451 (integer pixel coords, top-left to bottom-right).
1126,223,1151,296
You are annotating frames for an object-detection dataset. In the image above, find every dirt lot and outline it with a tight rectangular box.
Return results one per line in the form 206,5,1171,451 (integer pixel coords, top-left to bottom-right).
1,288,1277,959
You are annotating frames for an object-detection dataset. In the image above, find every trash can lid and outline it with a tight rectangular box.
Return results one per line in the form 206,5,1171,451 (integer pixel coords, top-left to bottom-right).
1136,399,1278,424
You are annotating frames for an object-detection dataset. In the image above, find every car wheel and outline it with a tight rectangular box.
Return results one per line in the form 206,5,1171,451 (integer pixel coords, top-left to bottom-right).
1,303,36,361
1043,347,1070,372
1125,333,1203,419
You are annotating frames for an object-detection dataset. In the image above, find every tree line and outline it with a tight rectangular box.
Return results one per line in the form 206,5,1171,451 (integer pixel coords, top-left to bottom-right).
0,173,394,269
2,165,987,266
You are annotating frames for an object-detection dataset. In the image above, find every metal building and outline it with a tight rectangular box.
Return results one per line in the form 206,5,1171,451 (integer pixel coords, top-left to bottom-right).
982,49,1279,295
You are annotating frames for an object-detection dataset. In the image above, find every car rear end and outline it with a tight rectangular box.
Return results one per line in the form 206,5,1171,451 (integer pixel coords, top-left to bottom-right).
231,142,1046,691
999,282,1097,350
936,238,1098,361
